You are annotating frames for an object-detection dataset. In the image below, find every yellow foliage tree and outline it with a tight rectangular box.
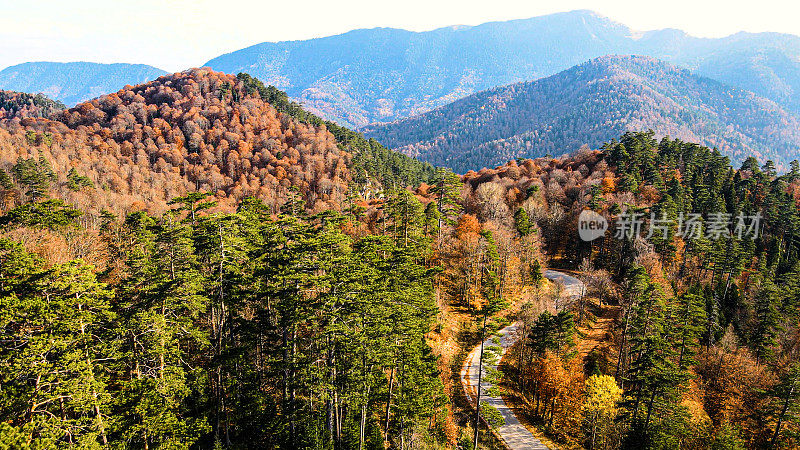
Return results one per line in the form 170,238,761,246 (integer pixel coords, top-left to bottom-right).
583,374,622,449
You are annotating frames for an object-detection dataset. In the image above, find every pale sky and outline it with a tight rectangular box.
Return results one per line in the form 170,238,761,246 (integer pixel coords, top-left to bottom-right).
1,0,799,73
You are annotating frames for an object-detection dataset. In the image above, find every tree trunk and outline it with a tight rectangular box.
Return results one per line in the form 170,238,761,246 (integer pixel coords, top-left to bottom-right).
517,322,526,387
616,311,630,387
771,381,796,448
334,363,342,446
384,364,395,441
359,362,373,450
644,388,658,429
290,327,297,445
78,301,109,446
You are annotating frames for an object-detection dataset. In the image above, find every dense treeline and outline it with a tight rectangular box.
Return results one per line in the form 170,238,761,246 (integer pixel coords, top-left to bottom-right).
364,55,800,173
1,84,798,449
362,131,800,447
593,133,800,448
0,151,551,448
0,143,560,450
235,73,436,189
0,69,434,222
0,193,451,448
0,90,66,119
454,132,800,448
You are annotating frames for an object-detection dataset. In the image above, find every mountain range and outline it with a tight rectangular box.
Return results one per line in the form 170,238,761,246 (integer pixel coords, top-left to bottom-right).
3,10,800,172
0,62,167,106
5,11,800,129
204,10,800,127
363,55,800,172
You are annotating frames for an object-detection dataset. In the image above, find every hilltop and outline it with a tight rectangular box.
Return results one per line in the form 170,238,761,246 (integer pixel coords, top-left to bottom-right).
363,55,800,172
0,69,432,216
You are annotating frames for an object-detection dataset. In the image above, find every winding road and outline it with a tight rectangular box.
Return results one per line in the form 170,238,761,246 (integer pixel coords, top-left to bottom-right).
460,269,584,450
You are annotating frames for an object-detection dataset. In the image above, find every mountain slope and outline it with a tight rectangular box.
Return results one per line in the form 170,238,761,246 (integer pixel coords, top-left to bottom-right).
0,62,167,106
204,10,800,127
204,10,637,127
363,56,800,173
638,29,800,113
0,69,431,216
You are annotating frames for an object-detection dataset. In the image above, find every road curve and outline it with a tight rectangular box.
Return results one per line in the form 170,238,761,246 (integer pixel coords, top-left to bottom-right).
460,270,584,450
543,270,585,303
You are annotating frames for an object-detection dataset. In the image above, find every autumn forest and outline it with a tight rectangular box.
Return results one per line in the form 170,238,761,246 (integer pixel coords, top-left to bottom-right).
0,57,798,450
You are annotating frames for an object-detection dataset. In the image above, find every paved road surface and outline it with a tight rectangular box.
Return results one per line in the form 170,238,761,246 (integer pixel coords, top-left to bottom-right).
543,270,585,302
460,270,584,450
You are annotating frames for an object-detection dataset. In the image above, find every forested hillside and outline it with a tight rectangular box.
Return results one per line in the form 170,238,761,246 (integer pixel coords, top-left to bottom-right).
364,56,800,173
660,31,800,113
0,79,543,446
449,133,800,448
233,73,435,189
0,57,798,448
0,62,167,106
0,69,433,219
0,120,798,447
0,90,65,119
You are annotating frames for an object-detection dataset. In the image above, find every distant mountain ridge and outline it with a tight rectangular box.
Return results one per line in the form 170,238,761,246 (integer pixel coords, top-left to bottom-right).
203,10,800,127
362,55,800,173
204,10,638,127
5,11,800,130
0,62,167,106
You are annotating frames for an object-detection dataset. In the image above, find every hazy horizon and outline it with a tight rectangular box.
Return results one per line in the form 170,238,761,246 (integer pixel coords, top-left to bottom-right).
2,0,800,73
